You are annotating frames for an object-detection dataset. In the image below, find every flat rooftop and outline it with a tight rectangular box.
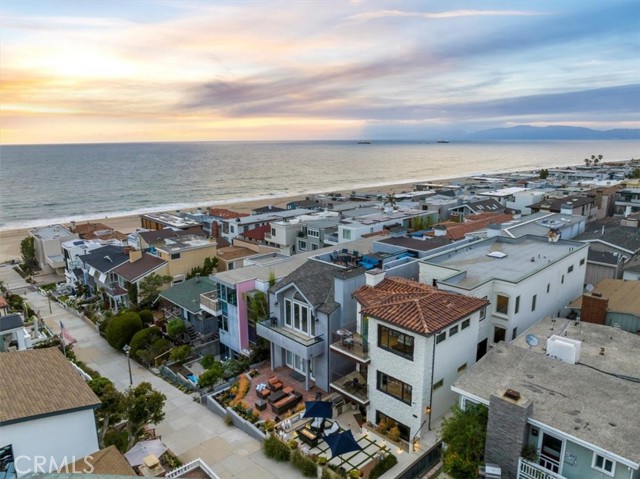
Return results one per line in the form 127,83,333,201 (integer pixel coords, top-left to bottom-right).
454,340,640,465
140,212,202,228
501,212,586,238
478,186,529,197
422,235,587,289
154,236,215,253
30,224,74,240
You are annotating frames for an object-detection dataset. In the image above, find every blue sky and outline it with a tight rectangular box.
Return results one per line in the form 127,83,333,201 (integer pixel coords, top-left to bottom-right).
1,0,638,143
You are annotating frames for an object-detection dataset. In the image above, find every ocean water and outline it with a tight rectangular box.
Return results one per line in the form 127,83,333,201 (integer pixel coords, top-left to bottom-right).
1,140,638,231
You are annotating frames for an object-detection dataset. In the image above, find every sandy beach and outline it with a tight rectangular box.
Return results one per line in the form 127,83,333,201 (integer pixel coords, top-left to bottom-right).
0,179,429,264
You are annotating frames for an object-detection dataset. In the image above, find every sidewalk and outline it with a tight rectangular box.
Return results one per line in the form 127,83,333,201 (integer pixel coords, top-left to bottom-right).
16,277,303,479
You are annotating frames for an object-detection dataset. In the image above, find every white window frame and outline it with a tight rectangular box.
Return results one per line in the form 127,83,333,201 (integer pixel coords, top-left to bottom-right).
284,298,312,336
591,453,615,477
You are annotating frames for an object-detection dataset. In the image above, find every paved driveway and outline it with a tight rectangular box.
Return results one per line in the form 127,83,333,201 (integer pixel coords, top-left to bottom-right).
17,277,303,479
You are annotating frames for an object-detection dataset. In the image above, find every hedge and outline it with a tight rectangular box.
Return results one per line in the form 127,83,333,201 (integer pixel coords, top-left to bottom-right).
369,453,398,479
291,449,318,478
264,434,291,462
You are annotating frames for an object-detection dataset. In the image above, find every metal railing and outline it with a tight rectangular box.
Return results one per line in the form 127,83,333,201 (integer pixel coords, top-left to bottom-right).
329,369,369,404
329,322,369,361
200,291,221,313
518,458,566,479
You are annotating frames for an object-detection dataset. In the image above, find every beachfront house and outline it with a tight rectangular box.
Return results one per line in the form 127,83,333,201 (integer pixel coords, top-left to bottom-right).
139,212,203,233
111,249,168,309
335,275,487,450
0,348,101,477
452,317,640,479
29,225,79,275
220,209,315,244
145,234,220,284
528,194,598,222
335,208,436,244
419,235,588,359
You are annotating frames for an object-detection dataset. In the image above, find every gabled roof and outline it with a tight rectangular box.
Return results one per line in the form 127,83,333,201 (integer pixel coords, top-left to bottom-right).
354,277,488,335
252,205,286,214
79,245,129,273
0,313,23,333
576,218,640,254
271,260,346,309
464,198,504,213
159,277,216,314
0,348,100,425
113,253,167,282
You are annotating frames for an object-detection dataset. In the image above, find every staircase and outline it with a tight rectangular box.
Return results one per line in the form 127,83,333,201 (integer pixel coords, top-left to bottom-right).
185,322,199,343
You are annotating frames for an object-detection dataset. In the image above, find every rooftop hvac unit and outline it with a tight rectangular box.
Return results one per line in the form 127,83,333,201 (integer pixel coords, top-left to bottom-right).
546,335,581,364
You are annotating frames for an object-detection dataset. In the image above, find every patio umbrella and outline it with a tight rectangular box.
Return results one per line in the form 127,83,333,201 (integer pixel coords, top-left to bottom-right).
124,439,167,467
323,430,362,458
303,400,333,419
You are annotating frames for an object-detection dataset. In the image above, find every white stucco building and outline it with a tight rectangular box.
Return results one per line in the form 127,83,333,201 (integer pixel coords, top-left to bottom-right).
419,235,588,360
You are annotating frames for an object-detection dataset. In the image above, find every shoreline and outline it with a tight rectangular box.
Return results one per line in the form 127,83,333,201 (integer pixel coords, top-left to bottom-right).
0,158,628,264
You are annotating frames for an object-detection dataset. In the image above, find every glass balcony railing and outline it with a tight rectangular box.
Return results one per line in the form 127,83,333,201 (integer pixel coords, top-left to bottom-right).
329,322,369,362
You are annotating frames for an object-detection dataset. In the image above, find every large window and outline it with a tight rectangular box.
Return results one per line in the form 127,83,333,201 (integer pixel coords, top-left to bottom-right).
592,454,615,476
284,298,313,335
342,229,351,240
378,325,414,360
375,411,410,442
496,294,509,314
377,371,412,405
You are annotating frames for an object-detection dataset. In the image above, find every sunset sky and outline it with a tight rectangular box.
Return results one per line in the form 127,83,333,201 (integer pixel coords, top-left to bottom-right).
1,0,638,144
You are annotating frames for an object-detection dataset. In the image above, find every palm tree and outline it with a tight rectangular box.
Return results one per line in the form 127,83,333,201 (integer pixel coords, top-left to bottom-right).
594,154,603,166
584,158,591,167
383,191,398,210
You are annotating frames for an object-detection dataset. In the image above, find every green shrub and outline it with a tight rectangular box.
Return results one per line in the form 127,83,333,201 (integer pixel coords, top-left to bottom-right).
317,456,328,466
321,467,338,479
291,449,318,478
170,344,192,362
129,327,162,358
201,354,216,369
106,312,142,350
104,428,129,453
166,318,186,338
264,434,291,462
369,454,398,479
139,309,154,325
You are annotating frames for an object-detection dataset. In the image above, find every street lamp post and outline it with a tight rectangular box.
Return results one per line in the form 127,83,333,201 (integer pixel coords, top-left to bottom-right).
123,344,133,387
47,292,52,314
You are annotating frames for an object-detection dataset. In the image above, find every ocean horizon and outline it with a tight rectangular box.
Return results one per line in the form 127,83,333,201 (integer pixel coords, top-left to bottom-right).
2,139,639,232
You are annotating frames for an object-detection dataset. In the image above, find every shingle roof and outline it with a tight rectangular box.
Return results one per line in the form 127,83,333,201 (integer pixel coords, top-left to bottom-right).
159,277,216,314
587,249,620,266
79,245,129,273
113,253,167,282
0,313,23,332
0,348,100,424
272,259,346,309
354,277,489,335
576,218,640,254
64,445,136,476
573,279,640,315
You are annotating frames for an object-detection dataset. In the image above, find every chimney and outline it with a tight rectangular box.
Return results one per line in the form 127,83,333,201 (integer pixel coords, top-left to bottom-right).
433,224,447,237
129,249,143,263
365,269,386,287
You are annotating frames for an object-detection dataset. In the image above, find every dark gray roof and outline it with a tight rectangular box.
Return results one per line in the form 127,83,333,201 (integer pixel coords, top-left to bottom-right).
140,228,205,245
252,205,286,214
587,249,621,266
529,194,595,212
79,245,129,273
271,260,341,309
0,314,23,332
465,198,504,213
576,219,640,254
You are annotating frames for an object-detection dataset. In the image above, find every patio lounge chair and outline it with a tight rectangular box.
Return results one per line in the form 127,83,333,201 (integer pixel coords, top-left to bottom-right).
323,421,339,436
309,417,325,432
268,376,283,392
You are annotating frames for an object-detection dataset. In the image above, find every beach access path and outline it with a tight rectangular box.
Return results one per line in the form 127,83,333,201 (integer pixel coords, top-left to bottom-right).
0,266,303,479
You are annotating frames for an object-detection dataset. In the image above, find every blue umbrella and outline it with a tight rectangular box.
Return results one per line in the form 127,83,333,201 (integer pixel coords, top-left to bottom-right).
323,430,362,458
303,401,333,419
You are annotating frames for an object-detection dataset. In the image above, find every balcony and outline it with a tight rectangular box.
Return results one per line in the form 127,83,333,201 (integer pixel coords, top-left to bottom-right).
329,370,369,405
518,458,566,479
104,281,128,297
329,323,369,363
256,318,324,359
323,233,339,245
200,291,221,316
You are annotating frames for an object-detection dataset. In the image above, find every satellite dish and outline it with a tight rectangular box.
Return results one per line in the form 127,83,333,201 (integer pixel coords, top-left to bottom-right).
585,284,594,292
526,334,539,347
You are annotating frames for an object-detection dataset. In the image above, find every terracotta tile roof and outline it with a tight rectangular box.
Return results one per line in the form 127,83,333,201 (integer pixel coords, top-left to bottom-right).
74,222,127,241
0,348,100,424
240,224,271,240
209,208,249,219
354,277,489,335
431,213,513,240
63,445,136,476
113,253,167,282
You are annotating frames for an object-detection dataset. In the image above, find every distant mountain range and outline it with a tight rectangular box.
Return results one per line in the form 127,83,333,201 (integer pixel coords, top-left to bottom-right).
462,125,640,140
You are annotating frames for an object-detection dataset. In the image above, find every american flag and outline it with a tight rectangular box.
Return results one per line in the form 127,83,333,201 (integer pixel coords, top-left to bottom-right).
60,320,77,345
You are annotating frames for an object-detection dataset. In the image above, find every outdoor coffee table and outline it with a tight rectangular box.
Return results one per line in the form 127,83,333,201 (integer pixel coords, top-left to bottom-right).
255,399,267,411
268,390,287,404
297,426,319,447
